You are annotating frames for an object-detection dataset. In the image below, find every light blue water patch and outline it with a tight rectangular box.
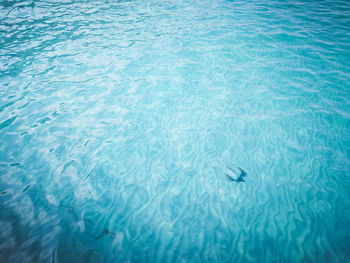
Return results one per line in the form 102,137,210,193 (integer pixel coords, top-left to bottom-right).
0,0,350,262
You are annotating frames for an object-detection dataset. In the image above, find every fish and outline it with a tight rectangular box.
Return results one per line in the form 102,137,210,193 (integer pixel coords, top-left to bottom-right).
225,166,247,182
94,228,117,240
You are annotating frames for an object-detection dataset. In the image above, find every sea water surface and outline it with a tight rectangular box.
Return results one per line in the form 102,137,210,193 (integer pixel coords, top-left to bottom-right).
0,0,350,262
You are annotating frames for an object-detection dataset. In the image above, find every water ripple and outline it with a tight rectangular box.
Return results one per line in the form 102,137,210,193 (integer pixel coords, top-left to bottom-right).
1,0,350,262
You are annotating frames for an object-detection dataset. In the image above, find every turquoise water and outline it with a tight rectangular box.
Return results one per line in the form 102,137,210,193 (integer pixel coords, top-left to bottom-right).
1,0,350,262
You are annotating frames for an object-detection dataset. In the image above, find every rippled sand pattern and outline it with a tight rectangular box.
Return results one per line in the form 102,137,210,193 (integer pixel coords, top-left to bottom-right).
1,0,350,262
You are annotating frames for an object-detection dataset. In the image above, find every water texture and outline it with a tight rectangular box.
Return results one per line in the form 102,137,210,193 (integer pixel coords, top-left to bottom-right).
0,0,350,262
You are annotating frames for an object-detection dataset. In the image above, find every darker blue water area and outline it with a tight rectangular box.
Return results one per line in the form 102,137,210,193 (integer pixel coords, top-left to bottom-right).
1,0,350,262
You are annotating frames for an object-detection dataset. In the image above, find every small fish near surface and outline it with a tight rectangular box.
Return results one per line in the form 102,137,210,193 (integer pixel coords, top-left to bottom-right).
92,228,117,240
225,166,247,183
